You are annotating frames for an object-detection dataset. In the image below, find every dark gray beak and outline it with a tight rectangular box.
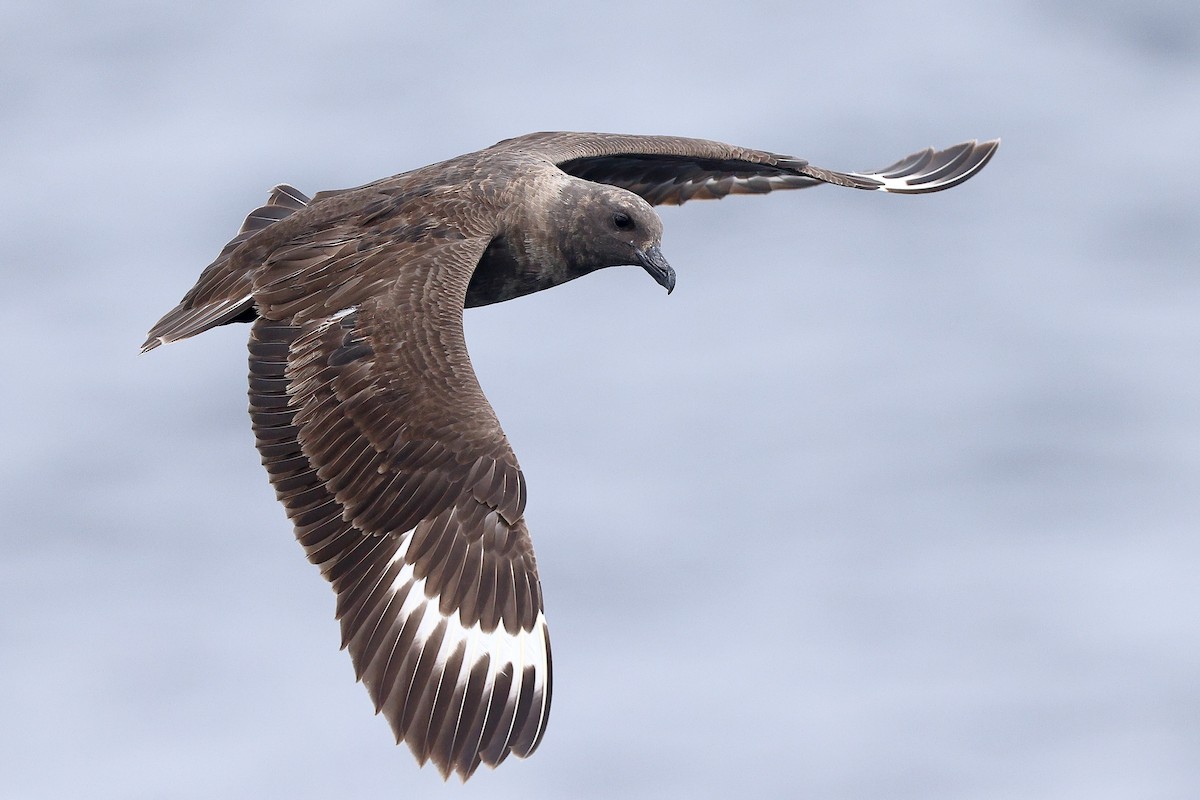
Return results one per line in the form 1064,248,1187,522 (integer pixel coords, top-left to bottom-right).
636,246,676,295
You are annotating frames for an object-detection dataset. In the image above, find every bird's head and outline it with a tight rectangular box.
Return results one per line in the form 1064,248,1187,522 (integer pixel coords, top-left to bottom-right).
560,183,674,294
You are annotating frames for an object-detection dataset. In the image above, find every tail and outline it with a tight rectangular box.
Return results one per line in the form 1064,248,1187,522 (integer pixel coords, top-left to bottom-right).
141,184,311,352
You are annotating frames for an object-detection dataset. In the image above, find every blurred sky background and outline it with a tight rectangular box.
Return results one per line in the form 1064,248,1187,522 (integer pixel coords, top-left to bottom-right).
3,1,1198,798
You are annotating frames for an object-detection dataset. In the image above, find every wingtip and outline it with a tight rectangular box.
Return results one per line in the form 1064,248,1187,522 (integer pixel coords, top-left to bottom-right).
977,137,1001,169
977,137,1001,159
868,137,1000,194
416,737,480,782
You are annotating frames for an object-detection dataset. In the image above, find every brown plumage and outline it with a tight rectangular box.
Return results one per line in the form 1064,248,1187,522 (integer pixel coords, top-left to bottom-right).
143,131,998,780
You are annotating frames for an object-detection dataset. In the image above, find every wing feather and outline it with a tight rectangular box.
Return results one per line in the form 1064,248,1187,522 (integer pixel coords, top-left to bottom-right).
499,131,997,205
246,237,551,779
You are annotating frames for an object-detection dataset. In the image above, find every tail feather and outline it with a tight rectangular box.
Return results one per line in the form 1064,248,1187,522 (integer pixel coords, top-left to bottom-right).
142,185,311,352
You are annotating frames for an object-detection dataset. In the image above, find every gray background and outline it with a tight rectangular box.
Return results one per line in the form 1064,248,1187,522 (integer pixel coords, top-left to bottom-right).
3,1,1197,798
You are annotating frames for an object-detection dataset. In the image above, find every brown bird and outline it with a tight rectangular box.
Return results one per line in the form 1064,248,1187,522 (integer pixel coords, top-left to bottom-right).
143,131,997,780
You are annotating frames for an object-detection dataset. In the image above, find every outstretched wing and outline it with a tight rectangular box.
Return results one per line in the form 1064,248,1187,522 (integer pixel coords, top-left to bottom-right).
501,131,998,205
248,236,551,780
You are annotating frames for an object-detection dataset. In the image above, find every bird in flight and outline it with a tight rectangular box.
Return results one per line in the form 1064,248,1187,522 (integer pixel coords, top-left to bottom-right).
144,131,997,780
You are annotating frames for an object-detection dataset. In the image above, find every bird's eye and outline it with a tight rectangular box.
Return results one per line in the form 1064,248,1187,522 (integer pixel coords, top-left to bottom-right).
613,212,634,231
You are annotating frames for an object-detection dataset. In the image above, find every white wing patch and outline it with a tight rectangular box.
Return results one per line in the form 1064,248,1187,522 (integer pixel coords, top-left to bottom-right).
353,529,551,778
